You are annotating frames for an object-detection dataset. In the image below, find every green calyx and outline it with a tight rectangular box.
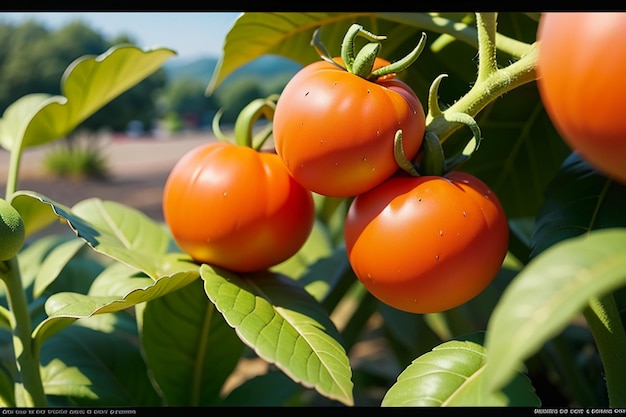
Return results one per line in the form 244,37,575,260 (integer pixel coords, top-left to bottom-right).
0,198,25,261
212,94,279,150
311,23,427,81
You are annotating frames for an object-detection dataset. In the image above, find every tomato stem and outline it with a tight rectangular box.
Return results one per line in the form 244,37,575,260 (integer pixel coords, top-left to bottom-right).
476,12,499,83
341,24,386,74
393,130,420,176
419,132,445,177
426,41,538,144
371,32,427,79
311,28,347,71
0,257,47,407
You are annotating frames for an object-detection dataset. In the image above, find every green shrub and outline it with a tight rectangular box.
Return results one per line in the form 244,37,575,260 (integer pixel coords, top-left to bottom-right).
43,138,108,180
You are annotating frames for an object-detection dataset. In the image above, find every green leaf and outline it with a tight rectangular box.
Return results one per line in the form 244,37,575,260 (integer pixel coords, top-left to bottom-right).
530,152,626,258
207,12,426,93
382,337,540,406
0,94,58,151
33,239,86,299
32,269,199,347
11,191,68,238
40,314,161,406
484,228,626,393
200,265,354,406
12,192,173,279
0,45,175,152
141,279,245,406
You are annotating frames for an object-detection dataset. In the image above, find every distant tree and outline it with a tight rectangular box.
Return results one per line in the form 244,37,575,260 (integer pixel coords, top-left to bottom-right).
162,77,217,115
0,19,167,133
212,77,265,124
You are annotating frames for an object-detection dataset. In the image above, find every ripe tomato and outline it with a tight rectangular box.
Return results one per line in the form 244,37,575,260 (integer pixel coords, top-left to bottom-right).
537,12,626,184
273,57,426,197
162,141,315,273
344,171,509,314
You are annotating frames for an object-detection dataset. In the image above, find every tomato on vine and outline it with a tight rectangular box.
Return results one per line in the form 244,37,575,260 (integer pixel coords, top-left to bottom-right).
273,25,427,197
162,96,315,273
344,171,509,314
537,12,626,184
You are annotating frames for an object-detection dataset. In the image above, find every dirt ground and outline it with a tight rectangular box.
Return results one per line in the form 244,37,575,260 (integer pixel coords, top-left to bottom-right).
0,132,215,223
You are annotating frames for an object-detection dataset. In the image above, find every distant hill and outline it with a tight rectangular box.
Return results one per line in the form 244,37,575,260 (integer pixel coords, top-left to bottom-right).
162,55,303,88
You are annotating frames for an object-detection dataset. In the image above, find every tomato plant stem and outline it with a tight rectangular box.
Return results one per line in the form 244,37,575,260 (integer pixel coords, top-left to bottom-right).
0,257,47,407
584,295,626,407
378,12,534,60
476,13,499,83
427,42,539,143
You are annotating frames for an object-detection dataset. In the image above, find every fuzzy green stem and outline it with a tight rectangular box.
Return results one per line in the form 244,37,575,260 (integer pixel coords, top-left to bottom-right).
0,257,47,407
583,295,626,407
232,95,278,150
426,42,538,143
377,12,534,60
475,13,499,83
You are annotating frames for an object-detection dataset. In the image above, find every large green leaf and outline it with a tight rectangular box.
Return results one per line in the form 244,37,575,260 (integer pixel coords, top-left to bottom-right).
201,265,354,406
208,12,435,93
530,152,626,259
40,314,161,406
0,45,175,152
0,94,60,151
141,279,245,406
382,337,539,406
33,268,199,348
484,228,626,393
12,192,173,279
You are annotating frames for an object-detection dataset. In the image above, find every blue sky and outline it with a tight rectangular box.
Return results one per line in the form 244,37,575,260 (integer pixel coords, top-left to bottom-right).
0,12,242,61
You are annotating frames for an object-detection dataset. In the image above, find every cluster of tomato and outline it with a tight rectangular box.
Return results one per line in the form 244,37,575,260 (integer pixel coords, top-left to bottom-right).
162,25,510,314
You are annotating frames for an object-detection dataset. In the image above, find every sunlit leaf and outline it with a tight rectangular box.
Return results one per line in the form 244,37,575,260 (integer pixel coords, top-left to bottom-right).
201,265,354,406
382,337,539,406
12,192,173,279
32,270,199,347
208,12,427,93
11,191,69,238
484,228,626,392
1,45,175,153
141,279,245,406
0,94,60,151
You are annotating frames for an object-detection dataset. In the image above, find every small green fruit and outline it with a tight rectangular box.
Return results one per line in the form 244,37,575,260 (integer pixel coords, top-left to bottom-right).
0,198,25,261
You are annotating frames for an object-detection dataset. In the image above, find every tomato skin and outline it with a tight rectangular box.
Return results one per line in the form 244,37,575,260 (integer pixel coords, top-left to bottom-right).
344,172,509,314
162,141,315,273
537,12,626,184
273,58,426,198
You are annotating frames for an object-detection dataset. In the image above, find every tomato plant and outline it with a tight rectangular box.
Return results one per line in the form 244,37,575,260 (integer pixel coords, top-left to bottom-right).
273,25,426,197
163,140,315,272
344,171,509,314
537,12,626,184
2,12,626,410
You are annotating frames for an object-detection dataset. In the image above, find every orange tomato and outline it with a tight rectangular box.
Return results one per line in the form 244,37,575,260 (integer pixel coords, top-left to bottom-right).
163,141,315,273
344,171,509,314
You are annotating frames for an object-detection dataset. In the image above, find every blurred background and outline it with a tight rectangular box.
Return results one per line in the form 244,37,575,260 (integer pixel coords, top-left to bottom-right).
0,12,303,136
